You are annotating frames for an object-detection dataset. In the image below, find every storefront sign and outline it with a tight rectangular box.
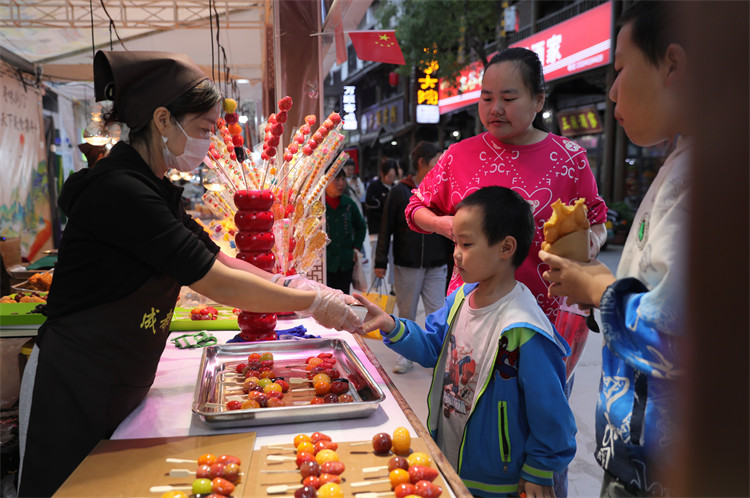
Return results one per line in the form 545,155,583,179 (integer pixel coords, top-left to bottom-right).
517,2,611,82
557,106,603,137
417,61,440,124
360,99,404,135
342,86,357,131
439,1,612,115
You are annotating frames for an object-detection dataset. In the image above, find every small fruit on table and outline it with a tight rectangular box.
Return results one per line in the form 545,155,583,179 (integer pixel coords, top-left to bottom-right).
372,432,392,454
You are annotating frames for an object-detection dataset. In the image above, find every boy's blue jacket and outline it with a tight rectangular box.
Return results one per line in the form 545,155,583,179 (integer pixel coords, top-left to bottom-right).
383,283,576,497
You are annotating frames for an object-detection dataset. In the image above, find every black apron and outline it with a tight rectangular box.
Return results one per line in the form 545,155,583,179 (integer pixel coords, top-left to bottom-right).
18,274,180,497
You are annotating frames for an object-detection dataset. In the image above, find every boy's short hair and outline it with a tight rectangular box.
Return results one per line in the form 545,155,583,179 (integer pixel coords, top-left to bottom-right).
618,1,680,66
456,186,535,268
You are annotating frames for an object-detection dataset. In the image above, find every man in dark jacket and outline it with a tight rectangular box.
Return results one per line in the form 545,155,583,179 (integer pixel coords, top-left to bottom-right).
375,142,452,373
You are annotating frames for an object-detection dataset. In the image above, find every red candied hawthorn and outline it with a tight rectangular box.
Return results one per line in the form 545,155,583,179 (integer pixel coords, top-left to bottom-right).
278,96,293,110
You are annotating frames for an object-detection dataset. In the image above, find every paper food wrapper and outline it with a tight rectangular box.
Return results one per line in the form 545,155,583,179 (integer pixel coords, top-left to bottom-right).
547,229,590,262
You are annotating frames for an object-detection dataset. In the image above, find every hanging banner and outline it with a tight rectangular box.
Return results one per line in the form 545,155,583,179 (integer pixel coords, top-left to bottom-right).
0,60,50,259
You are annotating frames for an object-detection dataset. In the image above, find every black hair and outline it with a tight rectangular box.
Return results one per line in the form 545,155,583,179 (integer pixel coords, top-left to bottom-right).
379,158,398,177
344,158,356,167
456,186,535,268
107,78,222,145
486,47,548,132
411,141,440,172
618,1,679,67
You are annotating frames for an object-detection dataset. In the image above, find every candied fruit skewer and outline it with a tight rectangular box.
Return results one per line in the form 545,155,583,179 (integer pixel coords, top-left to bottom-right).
168,468,245,478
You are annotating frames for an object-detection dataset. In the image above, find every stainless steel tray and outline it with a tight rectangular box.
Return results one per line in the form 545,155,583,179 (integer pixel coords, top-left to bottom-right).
192,339,385,428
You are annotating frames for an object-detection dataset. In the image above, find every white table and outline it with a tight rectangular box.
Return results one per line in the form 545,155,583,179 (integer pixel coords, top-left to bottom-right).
110,318,471,496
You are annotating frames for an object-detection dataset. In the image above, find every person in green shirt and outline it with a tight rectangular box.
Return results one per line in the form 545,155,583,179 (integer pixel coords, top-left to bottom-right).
325,168,367,293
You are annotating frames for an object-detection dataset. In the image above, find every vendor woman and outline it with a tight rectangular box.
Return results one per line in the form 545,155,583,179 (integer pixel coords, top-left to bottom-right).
17,50,363,497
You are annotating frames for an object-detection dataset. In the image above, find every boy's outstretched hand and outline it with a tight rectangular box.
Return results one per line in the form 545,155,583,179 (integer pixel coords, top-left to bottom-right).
352,293,397,336
539,250,616,308
518,478,555,498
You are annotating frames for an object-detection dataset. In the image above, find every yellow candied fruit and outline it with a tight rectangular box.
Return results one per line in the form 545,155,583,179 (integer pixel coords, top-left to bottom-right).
294,433,312,447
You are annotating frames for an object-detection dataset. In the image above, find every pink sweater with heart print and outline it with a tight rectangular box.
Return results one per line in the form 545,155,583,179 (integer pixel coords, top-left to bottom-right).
406,131,607,319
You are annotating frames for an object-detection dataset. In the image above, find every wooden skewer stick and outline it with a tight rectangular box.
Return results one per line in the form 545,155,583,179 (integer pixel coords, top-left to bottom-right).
349,440,374,447
165,457,195,464
267,454,296,462
150,485,191,493
362,465,389,473
168,468,244,478
354,493,395,498
266,445,295,450
266,483,303,494
260,468,299,473
350,478,390,488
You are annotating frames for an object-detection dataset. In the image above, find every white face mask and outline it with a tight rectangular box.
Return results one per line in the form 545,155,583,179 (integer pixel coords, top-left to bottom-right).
162,119,211,172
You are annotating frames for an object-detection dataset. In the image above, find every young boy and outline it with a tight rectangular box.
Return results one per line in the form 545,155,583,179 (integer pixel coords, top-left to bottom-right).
356,186,576,497
539,2,690,496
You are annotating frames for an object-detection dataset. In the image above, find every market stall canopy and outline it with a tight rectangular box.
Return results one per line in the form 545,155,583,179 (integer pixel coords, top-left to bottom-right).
0,0,374,104
0,0,269,102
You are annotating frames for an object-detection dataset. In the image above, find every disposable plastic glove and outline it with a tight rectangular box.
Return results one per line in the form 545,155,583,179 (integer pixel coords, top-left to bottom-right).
280,274,358,305
300,287,364,334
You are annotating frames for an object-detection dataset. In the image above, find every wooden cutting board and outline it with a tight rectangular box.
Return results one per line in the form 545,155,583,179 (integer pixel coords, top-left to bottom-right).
247,437,447,497
54,432,256,497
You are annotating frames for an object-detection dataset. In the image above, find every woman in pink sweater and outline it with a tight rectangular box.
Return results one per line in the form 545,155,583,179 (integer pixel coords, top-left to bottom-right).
407,47,607,319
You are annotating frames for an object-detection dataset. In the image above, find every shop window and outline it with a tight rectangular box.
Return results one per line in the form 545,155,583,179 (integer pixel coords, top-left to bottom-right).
624,141,671,207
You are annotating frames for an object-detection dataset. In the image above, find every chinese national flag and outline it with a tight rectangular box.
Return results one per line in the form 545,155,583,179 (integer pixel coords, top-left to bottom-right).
348,30,406,65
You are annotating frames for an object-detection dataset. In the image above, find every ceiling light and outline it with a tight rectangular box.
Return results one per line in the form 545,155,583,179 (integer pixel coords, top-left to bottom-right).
542,111,552,120
451,130,460,138
236,79,250,84
238,115,249,124
390,140,397,146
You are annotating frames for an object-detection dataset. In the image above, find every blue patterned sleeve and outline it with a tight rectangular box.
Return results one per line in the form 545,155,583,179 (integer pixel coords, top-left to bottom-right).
600,278,681,379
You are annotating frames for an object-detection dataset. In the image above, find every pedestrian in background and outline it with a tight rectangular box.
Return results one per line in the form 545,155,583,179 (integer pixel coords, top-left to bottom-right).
343,158,366,216
325,168,367,294
365,158,397,290
375,142,452,373
541,2,690,495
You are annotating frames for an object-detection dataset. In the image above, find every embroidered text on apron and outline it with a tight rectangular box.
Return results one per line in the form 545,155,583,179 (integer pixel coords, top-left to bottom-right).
18,274,180,497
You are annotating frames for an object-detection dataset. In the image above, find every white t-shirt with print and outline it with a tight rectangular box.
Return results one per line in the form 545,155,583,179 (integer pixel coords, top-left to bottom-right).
436,283,520,468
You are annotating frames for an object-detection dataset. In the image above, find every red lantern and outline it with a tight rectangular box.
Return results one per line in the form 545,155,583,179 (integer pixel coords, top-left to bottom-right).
388,71,399,87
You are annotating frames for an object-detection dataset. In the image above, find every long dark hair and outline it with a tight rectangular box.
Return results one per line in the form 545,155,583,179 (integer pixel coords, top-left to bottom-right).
486,47,548,132
105,79,222,145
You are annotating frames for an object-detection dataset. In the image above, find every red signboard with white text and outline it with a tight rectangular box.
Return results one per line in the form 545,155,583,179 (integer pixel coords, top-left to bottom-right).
439,1,612,115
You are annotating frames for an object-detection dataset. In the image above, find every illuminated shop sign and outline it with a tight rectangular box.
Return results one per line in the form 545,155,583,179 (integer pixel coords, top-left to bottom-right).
439,1,612,115
416,61,440,124
360,99,404,135
557,106,603,137
342,86,357,131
